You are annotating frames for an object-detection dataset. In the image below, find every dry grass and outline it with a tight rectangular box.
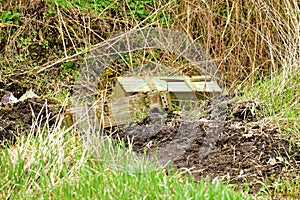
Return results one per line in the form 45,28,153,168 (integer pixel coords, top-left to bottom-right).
167,0,299,89
1,0,298,92
1,0,299,198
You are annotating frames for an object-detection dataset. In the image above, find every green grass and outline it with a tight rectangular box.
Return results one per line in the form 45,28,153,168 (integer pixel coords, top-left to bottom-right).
258,176,300,199
0,126,246,199
1,0,299,199
46,0,118,15
240,66,300,135
46,0,157,20
237,66,300,199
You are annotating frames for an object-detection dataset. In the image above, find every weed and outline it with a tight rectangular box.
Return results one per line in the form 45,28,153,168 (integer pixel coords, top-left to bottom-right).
0,9,21,24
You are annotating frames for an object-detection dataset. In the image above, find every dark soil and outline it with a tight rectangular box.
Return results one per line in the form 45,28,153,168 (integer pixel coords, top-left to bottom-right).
0,93,299,195
1,1,298,198
0,96,59,145
115,99,300,194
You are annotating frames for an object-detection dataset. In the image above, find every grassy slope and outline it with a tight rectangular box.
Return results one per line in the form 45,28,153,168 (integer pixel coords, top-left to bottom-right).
1,0,299,199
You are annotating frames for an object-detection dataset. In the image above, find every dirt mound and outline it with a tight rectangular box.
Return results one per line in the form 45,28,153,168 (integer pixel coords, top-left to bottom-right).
1,94,299,194
177,118,299,193
115,99,300,194
0,98,59,145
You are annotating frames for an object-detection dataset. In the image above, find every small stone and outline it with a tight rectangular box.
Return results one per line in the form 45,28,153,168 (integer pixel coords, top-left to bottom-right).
1,93,18,105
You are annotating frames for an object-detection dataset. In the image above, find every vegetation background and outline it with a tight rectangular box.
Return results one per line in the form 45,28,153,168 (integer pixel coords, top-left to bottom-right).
0,0,299,199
